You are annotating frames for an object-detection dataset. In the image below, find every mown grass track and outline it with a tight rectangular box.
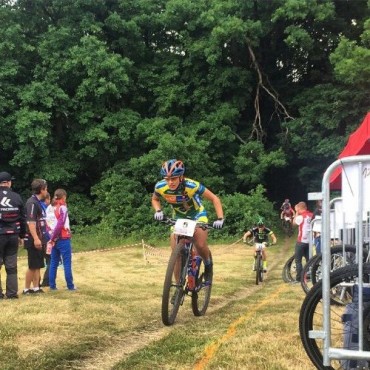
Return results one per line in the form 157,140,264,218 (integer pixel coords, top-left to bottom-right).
1,237,313,369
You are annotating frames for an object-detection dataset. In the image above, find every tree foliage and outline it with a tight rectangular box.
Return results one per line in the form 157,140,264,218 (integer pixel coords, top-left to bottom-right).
0,0,368,236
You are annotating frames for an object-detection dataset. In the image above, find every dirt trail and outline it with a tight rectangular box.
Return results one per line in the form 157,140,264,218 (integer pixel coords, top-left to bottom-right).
74,237,293,370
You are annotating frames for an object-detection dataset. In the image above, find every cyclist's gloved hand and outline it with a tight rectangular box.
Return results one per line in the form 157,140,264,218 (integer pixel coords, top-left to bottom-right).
154,210,164,221
213,218,224,229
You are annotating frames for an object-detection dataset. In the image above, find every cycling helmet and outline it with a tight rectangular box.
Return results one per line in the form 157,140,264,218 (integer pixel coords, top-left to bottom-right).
160,159,185,177
256,216,265,227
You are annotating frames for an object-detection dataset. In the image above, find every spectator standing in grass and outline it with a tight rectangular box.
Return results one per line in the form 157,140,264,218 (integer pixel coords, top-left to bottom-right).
47,189,75,291
313,200,322,255
23,179,49,295
0,172,26,299
293,201,313,283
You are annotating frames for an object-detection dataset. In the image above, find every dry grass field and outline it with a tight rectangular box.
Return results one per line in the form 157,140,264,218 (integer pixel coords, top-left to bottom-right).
0,237,316,370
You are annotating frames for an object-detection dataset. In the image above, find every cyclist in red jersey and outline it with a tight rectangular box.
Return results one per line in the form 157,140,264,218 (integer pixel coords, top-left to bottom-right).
280,205,295,223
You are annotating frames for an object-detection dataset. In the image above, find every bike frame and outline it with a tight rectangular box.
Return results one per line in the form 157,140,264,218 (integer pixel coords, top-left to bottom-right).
175,235,203,293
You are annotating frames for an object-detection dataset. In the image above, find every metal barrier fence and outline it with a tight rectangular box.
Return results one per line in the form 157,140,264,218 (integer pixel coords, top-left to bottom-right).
318,155,370,366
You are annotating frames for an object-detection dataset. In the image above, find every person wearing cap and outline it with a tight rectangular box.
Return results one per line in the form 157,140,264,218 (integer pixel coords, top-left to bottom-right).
0,171,27,299
23,179,49,295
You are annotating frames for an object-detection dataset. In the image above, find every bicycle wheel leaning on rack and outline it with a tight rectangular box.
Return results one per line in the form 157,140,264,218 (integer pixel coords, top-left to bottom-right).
282,254,296,283
301,254,321,294
299,263,370,370
310,245,368,287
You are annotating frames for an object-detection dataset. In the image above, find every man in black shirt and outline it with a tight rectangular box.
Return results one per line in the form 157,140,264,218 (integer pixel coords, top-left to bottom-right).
23,179,49,294
0,171,26,299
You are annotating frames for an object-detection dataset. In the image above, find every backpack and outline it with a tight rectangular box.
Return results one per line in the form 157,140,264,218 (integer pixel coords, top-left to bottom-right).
341,284,370,369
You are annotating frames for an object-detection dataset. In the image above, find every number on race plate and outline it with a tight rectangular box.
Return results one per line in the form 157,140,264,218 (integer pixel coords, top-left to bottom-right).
173,219,197,237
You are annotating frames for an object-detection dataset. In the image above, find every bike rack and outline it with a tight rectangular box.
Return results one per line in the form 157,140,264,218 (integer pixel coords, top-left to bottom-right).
308,197,343,260
315,155,370,366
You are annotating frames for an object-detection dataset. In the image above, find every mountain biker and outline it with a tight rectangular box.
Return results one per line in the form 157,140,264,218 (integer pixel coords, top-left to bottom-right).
151,159,224,283
280,199,292,211
242,217,277,273
280,204,295,223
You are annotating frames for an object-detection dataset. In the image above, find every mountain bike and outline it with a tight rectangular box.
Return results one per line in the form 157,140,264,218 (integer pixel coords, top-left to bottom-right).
254,242,268,285
281,216,293,237
160,218,213,326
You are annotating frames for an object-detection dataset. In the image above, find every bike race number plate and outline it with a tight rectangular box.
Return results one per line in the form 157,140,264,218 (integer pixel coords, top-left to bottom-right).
173,219,197,237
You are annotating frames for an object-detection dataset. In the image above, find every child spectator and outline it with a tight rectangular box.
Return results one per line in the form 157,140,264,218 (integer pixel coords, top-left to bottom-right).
46,189,76,290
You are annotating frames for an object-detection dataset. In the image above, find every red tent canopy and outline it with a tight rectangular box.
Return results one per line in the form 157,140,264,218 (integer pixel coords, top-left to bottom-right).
330,112,370,190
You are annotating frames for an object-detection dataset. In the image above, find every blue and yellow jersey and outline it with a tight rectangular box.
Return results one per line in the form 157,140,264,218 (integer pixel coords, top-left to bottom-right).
153,178,208,222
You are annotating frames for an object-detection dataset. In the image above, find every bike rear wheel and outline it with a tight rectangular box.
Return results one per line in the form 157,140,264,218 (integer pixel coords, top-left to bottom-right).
192,252,213,316
162,242,187,326
255,254,263,285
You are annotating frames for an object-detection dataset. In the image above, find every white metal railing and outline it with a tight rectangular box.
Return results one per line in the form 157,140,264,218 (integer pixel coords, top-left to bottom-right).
320,155,370,366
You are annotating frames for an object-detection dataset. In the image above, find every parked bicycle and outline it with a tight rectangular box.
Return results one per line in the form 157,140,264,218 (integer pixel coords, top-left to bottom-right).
300,245,368,295
282,254,297,283
161,218,213,326
299,263,370,369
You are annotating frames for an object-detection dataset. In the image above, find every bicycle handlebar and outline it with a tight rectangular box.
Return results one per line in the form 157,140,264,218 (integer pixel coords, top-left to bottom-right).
246,241,275,247
160,217,214,229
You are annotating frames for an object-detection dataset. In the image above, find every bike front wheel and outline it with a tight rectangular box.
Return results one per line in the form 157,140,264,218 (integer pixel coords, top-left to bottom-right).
162,242,187,326
256,254,263,285
282,219,293,237
192,252,213,317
